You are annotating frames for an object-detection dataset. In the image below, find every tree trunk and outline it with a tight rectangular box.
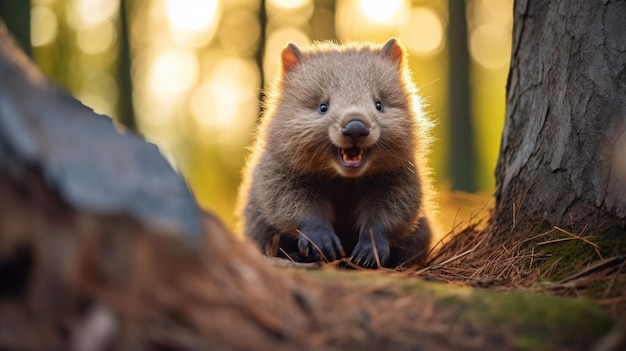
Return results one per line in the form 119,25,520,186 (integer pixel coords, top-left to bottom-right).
117,0,138,131
0,0,30,56
495,0,626,232
256,0,267,94
447,0,476,192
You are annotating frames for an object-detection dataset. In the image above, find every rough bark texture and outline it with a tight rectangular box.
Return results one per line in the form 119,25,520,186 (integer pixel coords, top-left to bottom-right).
495,0,626,230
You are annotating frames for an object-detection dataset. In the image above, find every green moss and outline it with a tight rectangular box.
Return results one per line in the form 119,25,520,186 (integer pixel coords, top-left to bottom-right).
515,336,541,350
542,239,597,281
305,269,615,348
532,220,553,234
428,287,613,349
584,280,609,298
535,226,626,283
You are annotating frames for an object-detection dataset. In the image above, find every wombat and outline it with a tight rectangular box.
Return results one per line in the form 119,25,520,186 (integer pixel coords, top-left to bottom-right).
237,38,435,268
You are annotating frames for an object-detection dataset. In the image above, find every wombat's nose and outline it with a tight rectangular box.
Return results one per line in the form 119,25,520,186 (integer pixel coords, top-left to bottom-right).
342,120,370,143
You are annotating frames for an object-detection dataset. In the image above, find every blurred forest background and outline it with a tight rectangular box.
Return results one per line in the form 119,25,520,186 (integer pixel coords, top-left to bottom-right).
0,0,512,231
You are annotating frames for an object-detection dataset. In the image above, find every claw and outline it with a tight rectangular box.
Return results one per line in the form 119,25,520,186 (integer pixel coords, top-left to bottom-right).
296,228,344,263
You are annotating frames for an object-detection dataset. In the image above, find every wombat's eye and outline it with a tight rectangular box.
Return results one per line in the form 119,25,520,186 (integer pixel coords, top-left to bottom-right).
375,101,384,112
319,103,328,113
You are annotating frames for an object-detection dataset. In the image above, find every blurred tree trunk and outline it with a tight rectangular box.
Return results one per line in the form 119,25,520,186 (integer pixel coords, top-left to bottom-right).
310,0,335,41
256,0,267,97
494,0,626,233
0,0,30,56
447,0,476,192
117,0,137,131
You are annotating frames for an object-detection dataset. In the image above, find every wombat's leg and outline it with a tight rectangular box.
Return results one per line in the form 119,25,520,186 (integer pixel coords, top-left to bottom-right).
297,215,345,262
389,215,432,267
351,223,391,268
245,202,283,257
351,174,423,268
274,234,302,261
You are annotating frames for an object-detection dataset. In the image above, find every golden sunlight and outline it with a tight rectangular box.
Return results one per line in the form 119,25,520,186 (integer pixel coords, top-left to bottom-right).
468,0,513,69
148,49,199,98
165,0,220,33
218,11,260,56
469,23,511,69
68,0,118,29
399,7,444,56
30,6,58,47
357,0,407,24
76,20,116,55
336,0,407,41
268,0,310,11
190,58,260,138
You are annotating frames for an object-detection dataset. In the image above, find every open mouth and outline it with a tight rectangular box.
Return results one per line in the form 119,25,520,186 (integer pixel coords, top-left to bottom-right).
338,147,365,167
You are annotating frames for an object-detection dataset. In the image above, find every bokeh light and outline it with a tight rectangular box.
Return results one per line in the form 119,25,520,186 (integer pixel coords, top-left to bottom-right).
358,0,406,24
76,20,116,55
218,11,260,56
399,7,444,56
165,0,221,47
190,58,259,137
468,0,513,69
31,6,58,47
266,0,314,26
67,0,118,29
268,0,310,11
148,49,199,99
165,0,219,33
470,23,511,69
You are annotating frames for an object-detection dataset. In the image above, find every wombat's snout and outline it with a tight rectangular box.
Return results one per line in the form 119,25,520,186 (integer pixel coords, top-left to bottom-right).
342,120,370,144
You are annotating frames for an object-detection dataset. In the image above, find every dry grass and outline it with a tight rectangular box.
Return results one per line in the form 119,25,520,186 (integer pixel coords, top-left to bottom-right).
404,191,626,316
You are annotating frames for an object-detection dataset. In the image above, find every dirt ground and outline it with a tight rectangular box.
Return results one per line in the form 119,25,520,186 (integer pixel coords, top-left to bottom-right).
276,227,624,351
272,190,626,350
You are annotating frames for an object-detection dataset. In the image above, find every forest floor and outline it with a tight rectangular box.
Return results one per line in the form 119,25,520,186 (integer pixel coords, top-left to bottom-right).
2,178,624,350
276,191,626,350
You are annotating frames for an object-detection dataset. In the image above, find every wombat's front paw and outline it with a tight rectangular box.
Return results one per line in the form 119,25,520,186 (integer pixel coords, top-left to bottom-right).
297,229,344,262
351,230,390,268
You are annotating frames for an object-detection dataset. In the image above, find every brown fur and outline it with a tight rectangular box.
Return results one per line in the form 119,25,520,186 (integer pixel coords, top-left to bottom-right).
237,39,435,268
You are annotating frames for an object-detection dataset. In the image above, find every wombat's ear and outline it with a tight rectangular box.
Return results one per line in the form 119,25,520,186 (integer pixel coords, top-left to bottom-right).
281,43,302,73
382,38,404,67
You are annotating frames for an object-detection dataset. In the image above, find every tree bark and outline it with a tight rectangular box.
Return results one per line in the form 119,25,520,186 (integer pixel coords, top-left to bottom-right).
495,0,626,232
